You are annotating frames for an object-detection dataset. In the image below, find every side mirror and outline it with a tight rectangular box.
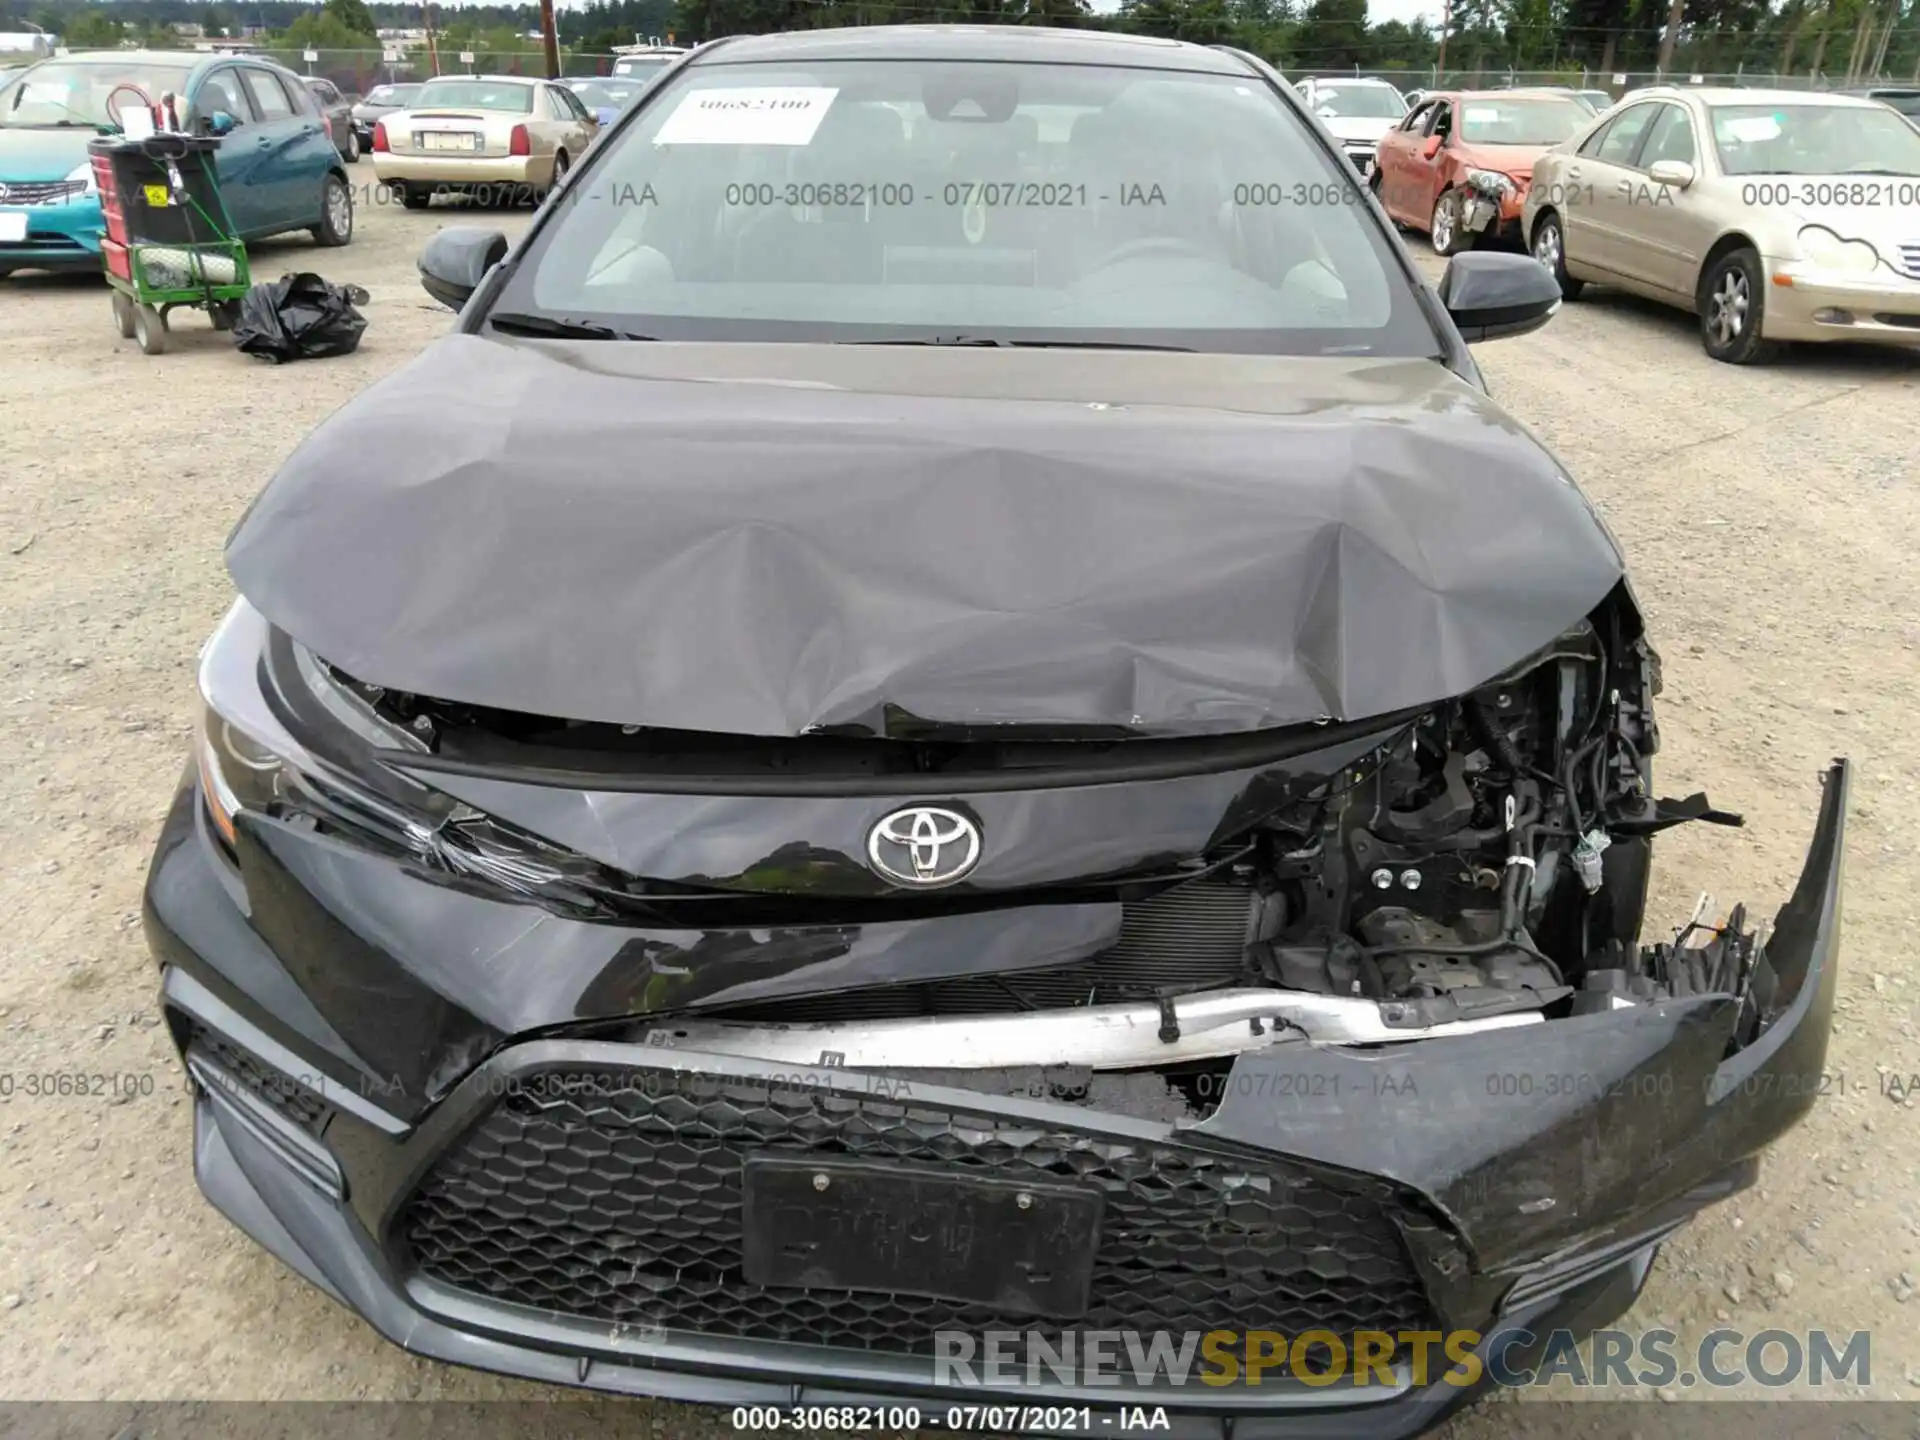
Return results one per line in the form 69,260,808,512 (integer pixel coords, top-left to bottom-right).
1438,250,1563,343
204,110,237,137
1422,133,1443,159
419,225,509,311
1648,158,1695,189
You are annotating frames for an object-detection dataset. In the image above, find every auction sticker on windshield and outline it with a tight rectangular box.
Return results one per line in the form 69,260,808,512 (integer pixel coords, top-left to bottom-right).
653,86,838,146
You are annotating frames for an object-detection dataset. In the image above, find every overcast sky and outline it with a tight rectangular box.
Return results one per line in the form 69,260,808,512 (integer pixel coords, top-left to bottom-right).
534,0,1446,23
1366,0,1441,24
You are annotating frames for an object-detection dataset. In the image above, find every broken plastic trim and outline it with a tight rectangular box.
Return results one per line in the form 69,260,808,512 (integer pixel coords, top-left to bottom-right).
389,706,1429,797
636,988,1541,1071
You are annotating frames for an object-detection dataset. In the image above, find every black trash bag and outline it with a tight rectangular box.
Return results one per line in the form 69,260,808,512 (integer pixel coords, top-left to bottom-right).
231,272,370,363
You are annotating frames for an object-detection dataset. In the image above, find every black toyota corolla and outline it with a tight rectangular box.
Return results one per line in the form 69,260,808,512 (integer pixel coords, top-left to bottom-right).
145,25,1848,1435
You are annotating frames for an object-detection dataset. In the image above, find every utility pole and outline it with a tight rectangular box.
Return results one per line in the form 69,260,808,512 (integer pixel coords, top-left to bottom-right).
1655,0,1684,75
1868,0,1897,77
422,0,439,76
1435,0,1450,76
540,0,560,79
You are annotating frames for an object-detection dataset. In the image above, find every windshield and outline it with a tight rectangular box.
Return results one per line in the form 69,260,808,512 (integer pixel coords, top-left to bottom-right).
1710,102,1920,175
570,80,641,109
1310,84,1406,119
499,57,1438,356
413,78,533,114
365,84,420,106
1456,96,1592,144
0,60,194,128
1866,91,1920,118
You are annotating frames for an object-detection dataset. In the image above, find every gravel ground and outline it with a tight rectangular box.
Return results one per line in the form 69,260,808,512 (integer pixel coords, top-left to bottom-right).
1,187,1917,1440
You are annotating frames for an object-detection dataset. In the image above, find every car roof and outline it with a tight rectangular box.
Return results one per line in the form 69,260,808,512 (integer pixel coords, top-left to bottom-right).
55,49,214,65
1619,84,1887,107
1307,75,1399,85
53,50,312,82
1454,87,1592,100
427,73,539,85
705,24,1252,74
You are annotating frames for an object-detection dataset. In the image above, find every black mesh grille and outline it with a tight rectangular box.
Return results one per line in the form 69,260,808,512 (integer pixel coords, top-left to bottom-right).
401,1067,1438,1354
187,1025,331,1134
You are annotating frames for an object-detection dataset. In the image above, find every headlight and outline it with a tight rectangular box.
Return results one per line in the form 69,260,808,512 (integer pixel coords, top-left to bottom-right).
195,706,289,846
1796,224,1880,275
193,598,450,851
64,161,97,198
190,597,616,915
1465,168,1516,195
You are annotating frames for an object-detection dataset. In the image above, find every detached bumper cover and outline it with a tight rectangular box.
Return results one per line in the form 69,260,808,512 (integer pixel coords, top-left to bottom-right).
144,761,1847,1429
1460,189,1525,240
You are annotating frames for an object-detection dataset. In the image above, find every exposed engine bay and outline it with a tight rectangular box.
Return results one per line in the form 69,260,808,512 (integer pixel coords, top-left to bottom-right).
632,603,1755,1087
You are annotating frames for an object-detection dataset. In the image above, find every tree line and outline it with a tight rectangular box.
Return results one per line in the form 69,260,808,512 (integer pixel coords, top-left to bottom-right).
5,0,1915,80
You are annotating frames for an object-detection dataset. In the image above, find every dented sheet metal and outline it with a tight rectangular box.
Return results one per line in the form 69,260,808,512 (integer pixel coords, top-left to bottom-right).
226,336,1626,738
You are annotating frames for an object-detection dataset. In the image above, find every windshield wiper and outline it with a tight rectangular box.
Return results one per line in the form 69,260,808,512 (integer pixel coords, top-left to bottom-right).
848,337,1194,352
1842,166,1920,176
486,312,653,341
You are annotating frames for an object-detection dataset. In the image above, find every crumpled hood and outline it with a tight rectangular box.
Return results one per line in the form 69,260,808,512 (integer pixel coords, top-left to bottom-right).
1458,141,1552,181
225,336,1626,738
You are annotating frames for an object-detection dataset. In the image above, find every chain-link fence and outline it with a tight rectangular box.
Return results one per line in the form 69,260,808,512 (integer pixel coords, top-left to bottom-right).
272,50,1916,100
1288,67,1916,97
271,50,638,96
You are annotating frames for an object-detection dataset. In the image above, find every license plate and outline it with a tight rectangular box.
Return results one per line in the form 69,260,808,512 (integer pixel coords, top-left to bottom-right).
741,1156,1103,1317
421,132,478,152
0,211,25,243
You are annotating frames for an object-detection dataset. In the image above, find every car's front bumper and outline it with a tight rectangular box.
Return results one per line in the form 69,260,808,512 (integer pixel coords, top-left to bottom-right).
1760,258,1920,345
142,758,1849,1431
0,193,103,274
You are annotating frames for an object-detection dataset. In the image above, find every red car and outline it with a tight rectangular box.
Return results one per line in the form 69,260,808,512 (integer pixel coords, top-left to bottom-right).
1372,89,1594,254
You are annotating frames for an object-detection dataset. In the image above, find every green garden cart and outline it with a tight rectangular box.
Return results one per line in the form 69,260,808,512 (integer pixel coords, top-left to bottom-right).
89,130,251,356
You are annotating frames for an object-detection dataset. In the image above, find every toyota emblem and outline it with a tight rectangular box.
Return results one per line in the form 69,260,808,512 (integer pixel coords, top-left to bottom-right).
866,806,982,889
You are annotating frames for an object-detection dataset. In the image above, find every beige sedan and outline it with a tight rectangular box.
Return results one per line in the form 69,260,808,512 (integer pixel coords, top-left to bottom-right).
371,74,597,209
1522,86,1920,363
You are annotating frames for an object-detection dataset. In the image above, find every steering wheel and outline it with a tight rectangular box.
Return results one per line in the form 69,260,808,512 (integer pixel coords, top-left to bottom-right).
105,82,155,131
1084,235,1216,272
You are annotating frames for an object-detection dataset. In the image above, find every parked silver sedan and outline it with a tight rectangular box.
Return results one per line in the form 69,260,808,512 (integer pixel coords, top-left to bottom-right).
372,74,599,208
1523,86,1920,362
